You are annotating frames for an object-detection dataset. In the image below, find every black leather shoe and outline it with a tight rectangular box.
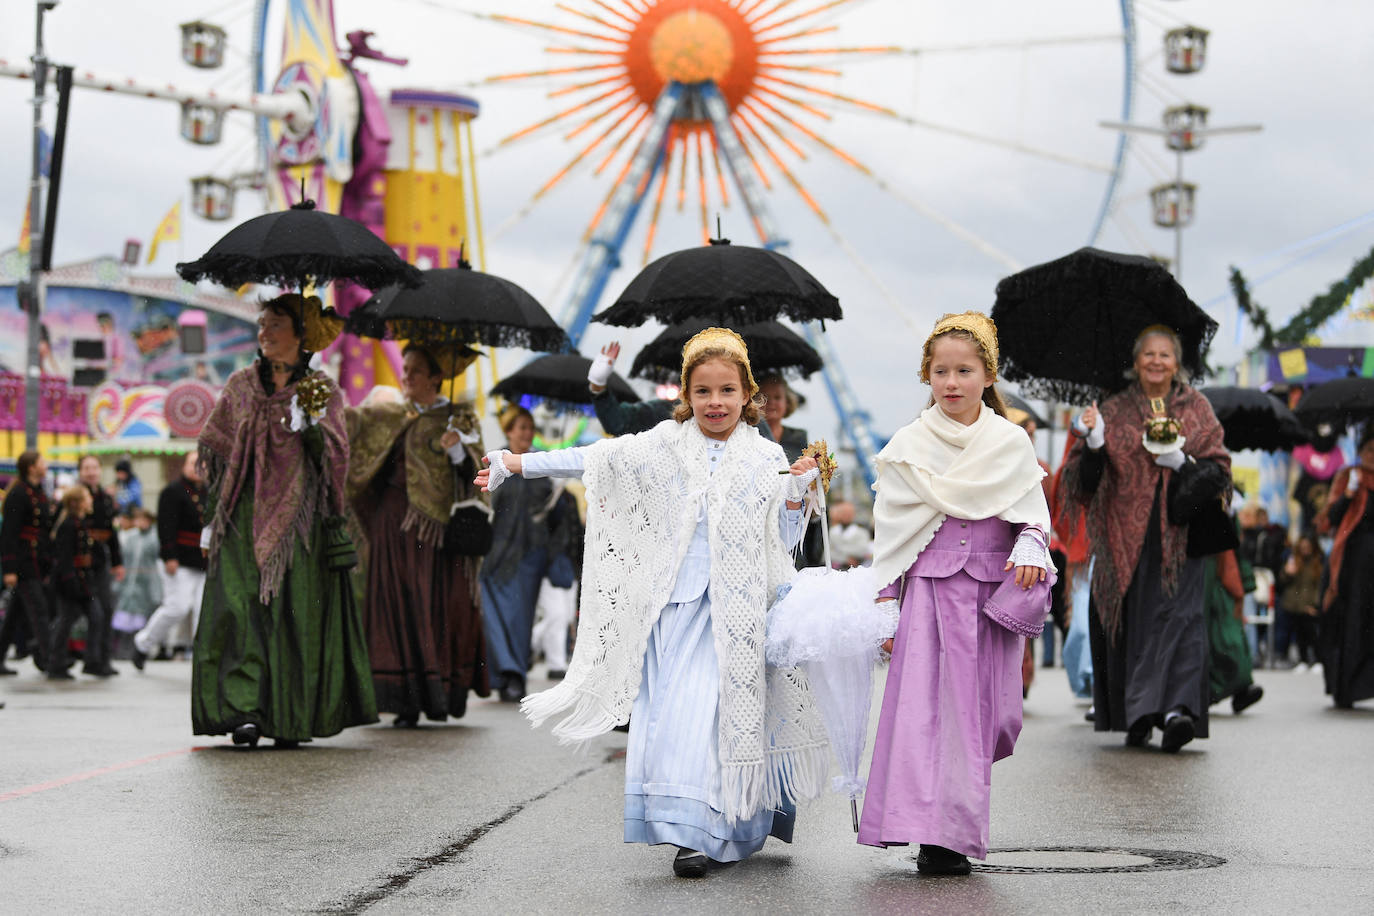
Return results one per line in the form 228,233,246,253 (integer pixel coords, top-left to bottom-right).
1125,718,1152,747
673,848,709,878
83,665,120,677
131,648,147,671
500,676,525,703
1231,683,1263,714
916,844,971,876
47,669,75,681
231,723,261,747
393,714,419,728
1160,712,1196,753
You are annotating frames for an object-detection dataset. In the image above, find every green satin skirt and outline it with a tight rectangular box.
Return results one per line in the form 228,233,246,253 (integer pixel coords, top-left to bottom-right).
191,487,378,740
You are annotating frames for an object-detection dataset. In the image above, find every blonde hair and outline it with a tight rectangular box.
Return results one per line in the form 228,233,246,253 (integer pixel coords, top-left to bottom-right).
921,321,1008,419
499,403,534,434
673,327,763,426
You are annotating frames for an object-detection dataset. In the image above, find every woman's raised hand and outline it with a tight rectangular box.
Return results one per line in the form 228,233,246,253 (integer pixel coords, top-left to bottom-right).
587,342,620,391
789,455,819,475
1080,400,1099,431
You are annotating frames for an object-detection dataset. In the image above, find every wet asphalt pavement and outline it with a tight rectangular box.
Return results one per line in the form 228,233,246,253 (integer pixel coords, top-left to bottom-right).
2,655,1372,914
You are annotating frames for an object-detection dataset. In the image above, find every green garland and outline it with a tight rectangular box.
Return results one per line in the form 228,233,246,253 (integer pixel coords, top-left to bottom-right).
1232,243,1374,348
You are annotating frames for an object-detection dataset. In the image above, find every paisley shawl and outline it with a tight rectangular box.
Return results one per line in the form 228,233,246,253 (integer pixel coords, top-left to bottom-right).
1061,381,1229,640
198,363,348,602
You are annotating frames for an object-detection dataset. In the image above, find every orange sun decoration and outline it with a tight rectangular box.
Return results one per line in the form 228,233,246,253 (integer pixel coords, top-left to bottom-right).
484,0,898,262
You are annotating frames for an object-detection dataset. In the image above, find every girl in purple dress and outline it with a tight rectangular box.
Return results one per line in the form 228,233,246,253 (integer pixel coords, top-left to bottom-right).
858,311,1055,875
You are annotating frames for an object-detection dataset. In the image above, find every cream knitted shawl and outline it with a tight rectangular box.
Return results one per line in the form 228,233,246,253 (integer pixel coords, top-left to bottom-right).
521,418,829,823
870,402,1050,594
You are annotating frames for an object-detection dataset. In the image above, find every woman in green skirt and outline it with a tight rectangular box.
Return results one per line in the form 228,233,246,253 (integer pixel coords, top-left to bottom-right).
192,293,377,747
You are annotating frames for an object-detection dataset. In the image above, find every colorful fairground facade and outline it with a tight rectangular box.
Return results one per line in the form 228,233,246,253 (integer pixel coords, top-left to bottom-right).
0,247,257,483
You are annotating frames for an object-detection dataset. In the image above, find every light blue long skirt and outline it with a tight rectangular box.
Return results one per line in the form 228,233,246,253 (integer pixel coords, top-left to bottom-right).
623,590,794,861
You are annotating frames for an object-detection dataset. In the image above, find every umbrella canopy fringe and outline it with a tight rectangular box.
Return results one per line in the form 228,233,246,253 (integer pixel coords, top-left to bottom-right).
593,294,841,329
177,253,422,292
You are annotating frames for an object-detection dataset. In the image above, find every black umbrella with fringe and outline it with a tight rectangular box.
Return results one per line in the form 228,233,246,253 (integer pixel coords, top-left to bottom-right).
991,247,1218,406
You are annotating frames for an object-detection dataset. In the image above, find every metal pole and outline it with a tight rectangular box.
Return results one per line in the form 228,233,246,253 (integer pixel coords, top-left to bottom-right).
24,1,55,450
1174,148,1184,283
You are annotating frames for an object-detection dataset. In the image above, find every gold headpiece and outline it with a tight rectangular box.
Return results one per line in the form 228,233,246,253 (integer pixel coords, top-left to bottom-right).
679,327,758,398
922,310,1000,382
268,293,344,353
405,341,481,380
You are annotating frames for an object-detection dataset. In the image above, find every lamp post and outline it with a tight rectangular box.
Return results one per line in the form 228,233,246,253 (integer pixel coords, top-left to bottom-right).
23,1,58,450
1100,117,1260,284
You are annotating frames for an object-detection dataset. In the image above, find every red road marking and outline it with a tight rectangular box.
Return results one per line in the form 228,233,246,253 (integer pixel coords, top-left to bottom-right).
0,746,210,803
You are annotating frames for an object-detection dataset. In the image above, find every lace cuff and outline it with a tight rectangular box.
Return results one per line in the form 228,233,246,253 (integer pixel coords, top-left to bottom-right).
1008,527,1050,570
874,598,900,639
484,449,513,491
782,467,820,502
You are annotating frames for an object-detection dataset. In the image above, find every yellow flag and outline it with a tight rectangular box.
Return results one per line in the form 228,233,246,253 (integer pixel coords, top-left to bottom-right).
146,201,182,264
18,190,32,254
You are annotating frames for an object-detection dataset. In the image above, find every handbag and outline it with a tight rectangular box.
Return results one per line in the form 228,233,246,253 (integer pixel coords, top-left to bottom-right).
322,515,359,571
446,499,493,556
1185,499,1240,559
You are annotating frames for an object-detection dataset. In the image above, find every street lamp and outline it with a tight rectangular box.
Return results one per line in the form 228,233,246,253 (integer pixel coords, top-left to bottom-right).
1100,116,1261,284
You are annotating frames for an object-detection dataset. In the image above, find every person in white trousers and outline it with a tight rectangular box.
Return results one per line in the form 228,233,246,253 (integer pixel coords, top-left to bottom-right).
132,452,208,669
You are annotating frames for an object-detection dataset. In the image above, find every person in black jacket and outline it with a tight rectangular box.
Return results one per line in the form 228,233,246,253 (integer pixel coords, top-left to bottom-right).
131,452,208,670
46,486,96,680
1,450,55,674
78,455,124,676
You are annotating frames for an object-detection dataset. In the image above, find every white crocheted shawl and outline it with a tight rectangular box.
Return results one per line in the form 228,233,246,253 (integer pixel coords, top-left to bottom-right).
522,418,829,823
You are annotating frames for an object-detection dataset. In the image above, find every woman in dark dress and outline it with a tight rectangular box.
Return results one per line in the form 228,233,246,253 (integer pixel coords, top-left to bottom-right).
346,344,491,726
480,405,552,703
1317,433,1374,708
193,294,377,747
1062,326,1230,752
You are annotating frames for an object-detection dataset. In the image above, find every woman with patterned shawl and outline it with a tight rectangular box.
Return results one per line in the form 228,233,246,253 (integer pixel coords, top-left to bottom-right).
1062,326,1230,753
475,328,829,879
193,294,377,748
346,343,491,726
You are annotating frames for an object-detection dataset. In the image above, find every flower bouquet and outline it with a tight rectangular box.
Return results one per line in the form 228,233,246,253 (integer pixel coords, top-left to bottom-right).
1142,416,1186,455
288,375,332,432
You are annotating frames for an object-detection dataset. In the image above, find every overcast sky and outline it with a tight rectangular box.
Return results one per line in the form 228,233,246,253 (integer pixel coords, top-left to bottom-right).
2,0,1372,449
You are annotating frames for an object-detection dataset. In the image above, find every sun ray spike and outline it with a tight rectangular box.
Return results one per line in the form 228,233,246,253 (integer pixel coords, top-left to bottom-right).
758,45,901,57
737,110,828,222
489,14,628,44
555,2,633,36
757,25,840,46
739,0,779,18
595,107,652,174
676,133,690,212
550,73,632,98
585,151,641,240
498,84,635,147
564,92,636,140
695,132,710,244
708,133,732,207
757,72,898,116
643,131,674,265
545,46,626,56
752,84,830,121
589,0,639,27
485,62,621,84
739,102,808,159
755,0,859,33
757,62,843,76
535,105,642,203
748,0,803,22
728,115,774,190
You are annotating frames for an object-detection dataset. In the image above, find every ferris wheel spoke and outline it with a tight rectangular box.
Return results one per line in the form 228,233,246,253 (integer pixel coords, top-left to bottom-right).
751,0,867,35
739,102,810,161
695,132,712,243
908,34,1123,55
1109,209,1157,255
479,62,623,86
550,73,634,98
753,84,832,122
758,25,841,47
485,13,628,45
642,132,675,264
595,107,653,173
555,1,635,36
893,115,1113,174
565,93,637,140
734,108,828,221
496,84,635,147
756,72,897,117
708,133,733,208
676,133,691,212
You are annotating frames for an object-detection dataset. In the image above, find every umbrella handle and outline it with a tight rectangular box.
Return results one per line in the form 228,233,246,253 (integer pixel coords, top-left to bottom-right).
851,797,860,833
815,481,832,569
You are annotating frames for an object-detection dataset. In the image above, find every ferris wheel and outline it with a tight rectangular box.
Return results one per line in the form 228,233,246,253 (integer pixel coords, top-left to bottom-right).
456,0,1142,482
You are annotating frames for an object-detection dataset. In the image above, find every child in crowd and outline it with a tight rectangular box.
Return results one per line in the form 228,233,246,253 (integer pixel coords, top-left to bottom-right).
46,485,96,679
858,311,1054,875
476,327,829,879
112,508,162,657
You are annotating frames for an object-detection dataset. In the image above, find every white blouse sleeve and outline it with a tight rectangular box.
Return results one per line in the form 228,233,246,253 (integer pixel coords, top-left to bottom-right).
520,447,589,479
779,504,805,550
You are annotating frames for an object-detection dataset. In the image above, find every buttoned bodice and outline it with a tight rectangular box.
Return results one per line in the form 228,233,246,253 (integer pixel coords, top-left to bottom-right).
906,516,1020,582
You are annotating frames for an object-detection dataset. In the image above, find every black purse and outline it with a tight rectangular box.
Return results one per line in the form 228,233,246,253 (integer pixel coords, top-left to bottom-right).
1185,499,1240,558
446,500,493,556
